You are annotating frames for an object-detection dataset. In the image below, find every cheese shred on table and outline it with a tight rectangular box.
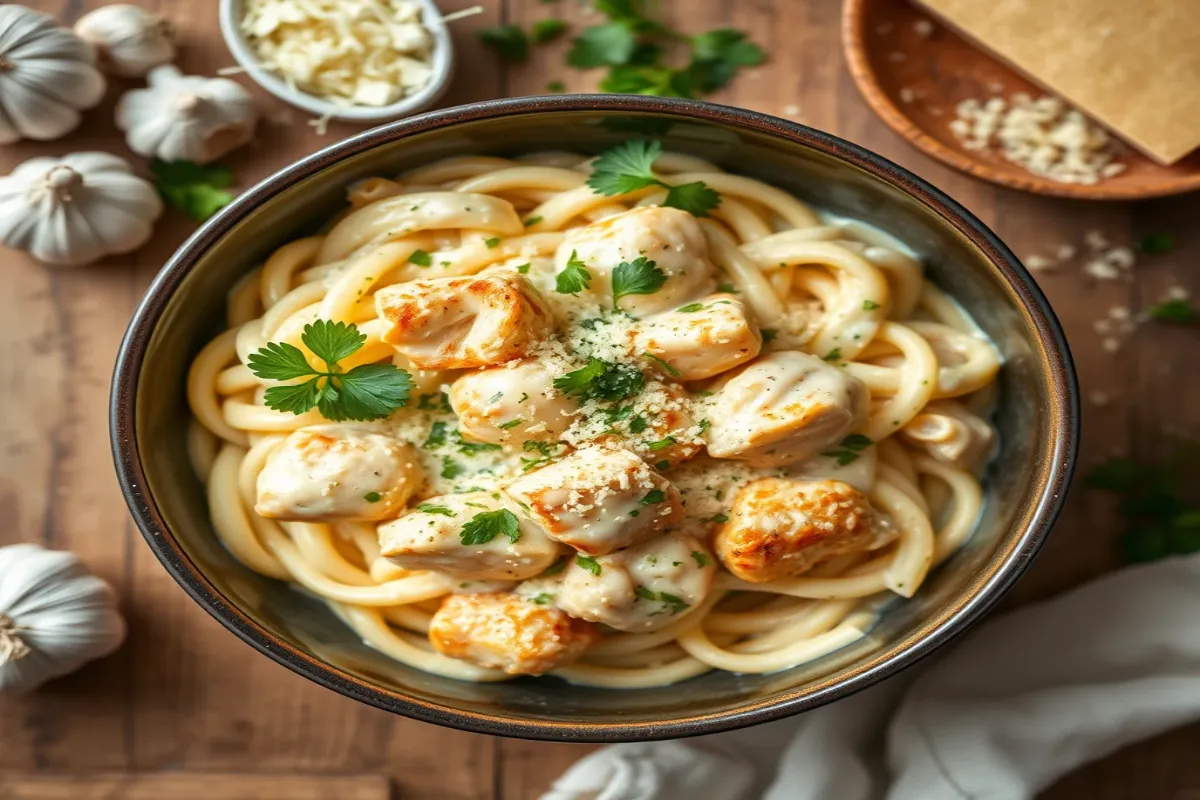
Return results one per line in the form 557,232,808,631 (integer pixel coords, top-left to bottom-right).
241,0,435,107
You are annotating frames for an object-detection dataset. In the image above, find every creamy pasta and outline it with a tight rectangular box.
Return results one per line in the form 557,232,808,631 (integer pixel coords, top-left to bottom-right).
186,146,1001,687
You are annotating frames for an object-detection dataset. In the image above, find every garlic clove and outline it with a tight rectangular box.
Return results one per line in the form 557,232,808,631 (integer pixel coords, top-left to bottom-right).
75,4,175,78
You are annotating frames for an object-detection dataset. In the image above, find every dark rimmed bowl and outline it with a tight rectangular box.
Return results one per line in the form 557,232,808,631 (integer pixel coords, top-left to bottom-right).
110,95,1078,742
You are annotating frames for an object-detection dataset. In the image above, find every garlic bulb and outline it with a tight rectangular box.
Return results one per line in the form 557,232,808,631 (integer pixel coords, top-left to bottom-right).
0,6,106,143
0,544,126,694
116,65,257,165
0,152,163,267
75,5,175,78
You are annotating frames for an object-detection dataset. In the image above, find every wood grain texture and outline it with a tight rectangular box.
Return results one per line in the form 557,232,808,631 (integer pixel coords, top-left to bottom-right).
0,773,389,800
0,1,1197,799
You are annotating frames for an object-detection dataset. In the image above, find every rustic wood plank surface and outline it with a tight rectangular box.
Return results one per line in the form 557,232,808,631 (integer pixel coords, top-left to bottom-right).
0,1,1197,798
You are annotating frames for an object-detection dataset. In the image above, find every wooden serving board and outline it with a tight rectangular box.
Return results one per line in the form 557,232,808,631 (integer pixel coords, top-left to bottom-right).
0,773,389,800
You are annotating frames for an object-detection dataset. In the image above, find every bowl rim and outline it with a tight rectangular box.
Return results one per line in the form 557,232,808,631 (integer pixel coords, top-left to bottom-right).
217,0,455,122
110,93,1079,742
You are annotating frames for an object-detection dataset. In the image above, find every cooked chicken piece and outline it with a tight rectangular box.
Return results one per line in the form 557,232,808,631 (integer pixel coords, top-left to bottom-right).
255,425,421,522
635,293,762,381
449,360,575,445
602,381,705,470
556,532,715,632
706,351,869,468
555,206,715,316
900,400,996,470
505,444,682,556
429,592,596,675
378,492,563,581
375,273,553,370
716,478,897,583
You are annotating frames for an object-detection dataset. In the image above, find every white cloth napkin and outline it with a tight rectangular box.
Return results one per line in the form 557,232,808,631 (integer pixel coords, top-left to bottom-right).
542,555,1200,800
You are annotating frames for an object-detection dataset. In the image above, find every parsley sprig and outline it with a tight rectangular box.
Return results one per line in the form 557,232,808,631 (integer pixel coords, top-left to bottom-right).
151,160,235,222
247,320,412,422
612,256,668,304
587,140,721,217
555,250,593,295
459,509,522,545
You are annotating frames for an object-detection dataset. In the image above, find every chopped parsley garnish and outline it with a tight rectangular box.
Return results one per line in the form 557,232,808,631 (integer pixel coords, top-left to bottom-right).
363,492,382,503
457,436,503,455
1149,299,1199,325
586,141,721,217
441,457,464,479
635,586,690,614
417,392,453,413
676,302,705,312
1087,452,1200,564
611,256,668,304
417,503,456,517
862,299,881,311
629,415,649,434
555,250,593,295
247,320,412,422
655,459,670,471
704,513,728,524
576,554,602,575
554,357,645,402
1137,233,1176,254
531,18,568,43
530,592,555,605
544,80,566,93
479,25,529,62
408,249,432,266
641,351,681,377
150,160,235,222
521,439,566,471
486,391,504,404
423,421,448,449
760,328,777,344
523,216,543,227
691,550,710,567
823,348,842,362
640,489,666,505
515,262,531,274
716,282,739,294
821,434,873,466
540,558,568,577
459,509,522,545
484,236,501,248
646,436,676,451
498,418,523,429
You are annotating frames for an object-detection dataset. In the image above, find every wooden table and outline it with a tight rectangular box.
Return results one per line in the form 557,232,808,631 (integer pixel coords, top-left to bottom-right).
2,1,1197,798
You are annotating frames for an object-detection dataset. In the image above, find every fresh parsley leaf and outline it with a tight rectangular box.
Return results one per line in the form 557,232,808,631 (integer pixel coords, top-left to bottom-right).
641,489,666,504
418,503,456,517
555,251,593,295
246,341,316,381
635,586,689,614
484,237,501,248
302,319,367,367
553,357,645,402
480,25,529,62
688,28,766,93
540,558,567,577
641,351,681,377
150,160,235,221
821,435,873,466
612,256,667,304
440,457,464,479
587,140,663,195
691,550,710,567
646,436,676,451
530,592,554,605
363,492,383,503
841,434,873,451
705,513,729,523
663,180,721,216
458,438,503,455
677,302,706,312
524,216,543,227
459,509,521,545
531,18,568,43
716,282,739,294
417,391,453,413
249,321,411,421
760,328,778,344
515,262,531,274
655,459,670,471
408,249,432,266
1149,299,1199,325
498,418,523,429
1137,233,1176,254
823,348,842,362
629,415,649,434
568,22,637,68
576,554,602,575
863,300,881,311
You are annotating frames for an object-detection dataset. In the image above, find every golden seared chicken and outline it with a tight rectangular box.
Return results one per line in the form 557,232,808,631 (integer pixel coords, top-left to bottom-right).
705,351,869,468
255,425,421,521
554,206,715,316
375,273,553,370
900,400,996,470
635,293,762,381
603,381,704,469
556,532,715,632
449,360,575,444
504,444,683,556
378,492,563,580
716,478,897,583
428,592,596,675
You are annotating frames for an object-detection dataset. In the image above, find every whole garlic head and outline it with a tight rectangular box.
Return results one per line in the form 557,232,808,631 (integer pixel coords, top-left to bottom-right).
116,65,257,165
0,152,163,267
74,4,175,78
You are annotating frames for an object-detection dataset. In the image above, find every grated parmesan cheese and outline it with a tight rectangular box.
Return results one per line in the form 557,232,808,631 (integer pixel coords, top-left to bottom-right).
240,0,436,107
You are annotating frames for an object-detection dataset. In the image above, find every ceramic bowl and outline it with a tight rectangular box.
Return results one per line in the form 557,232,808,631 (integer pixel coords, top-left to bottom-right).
218,0,454,123
111,95,1078,742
